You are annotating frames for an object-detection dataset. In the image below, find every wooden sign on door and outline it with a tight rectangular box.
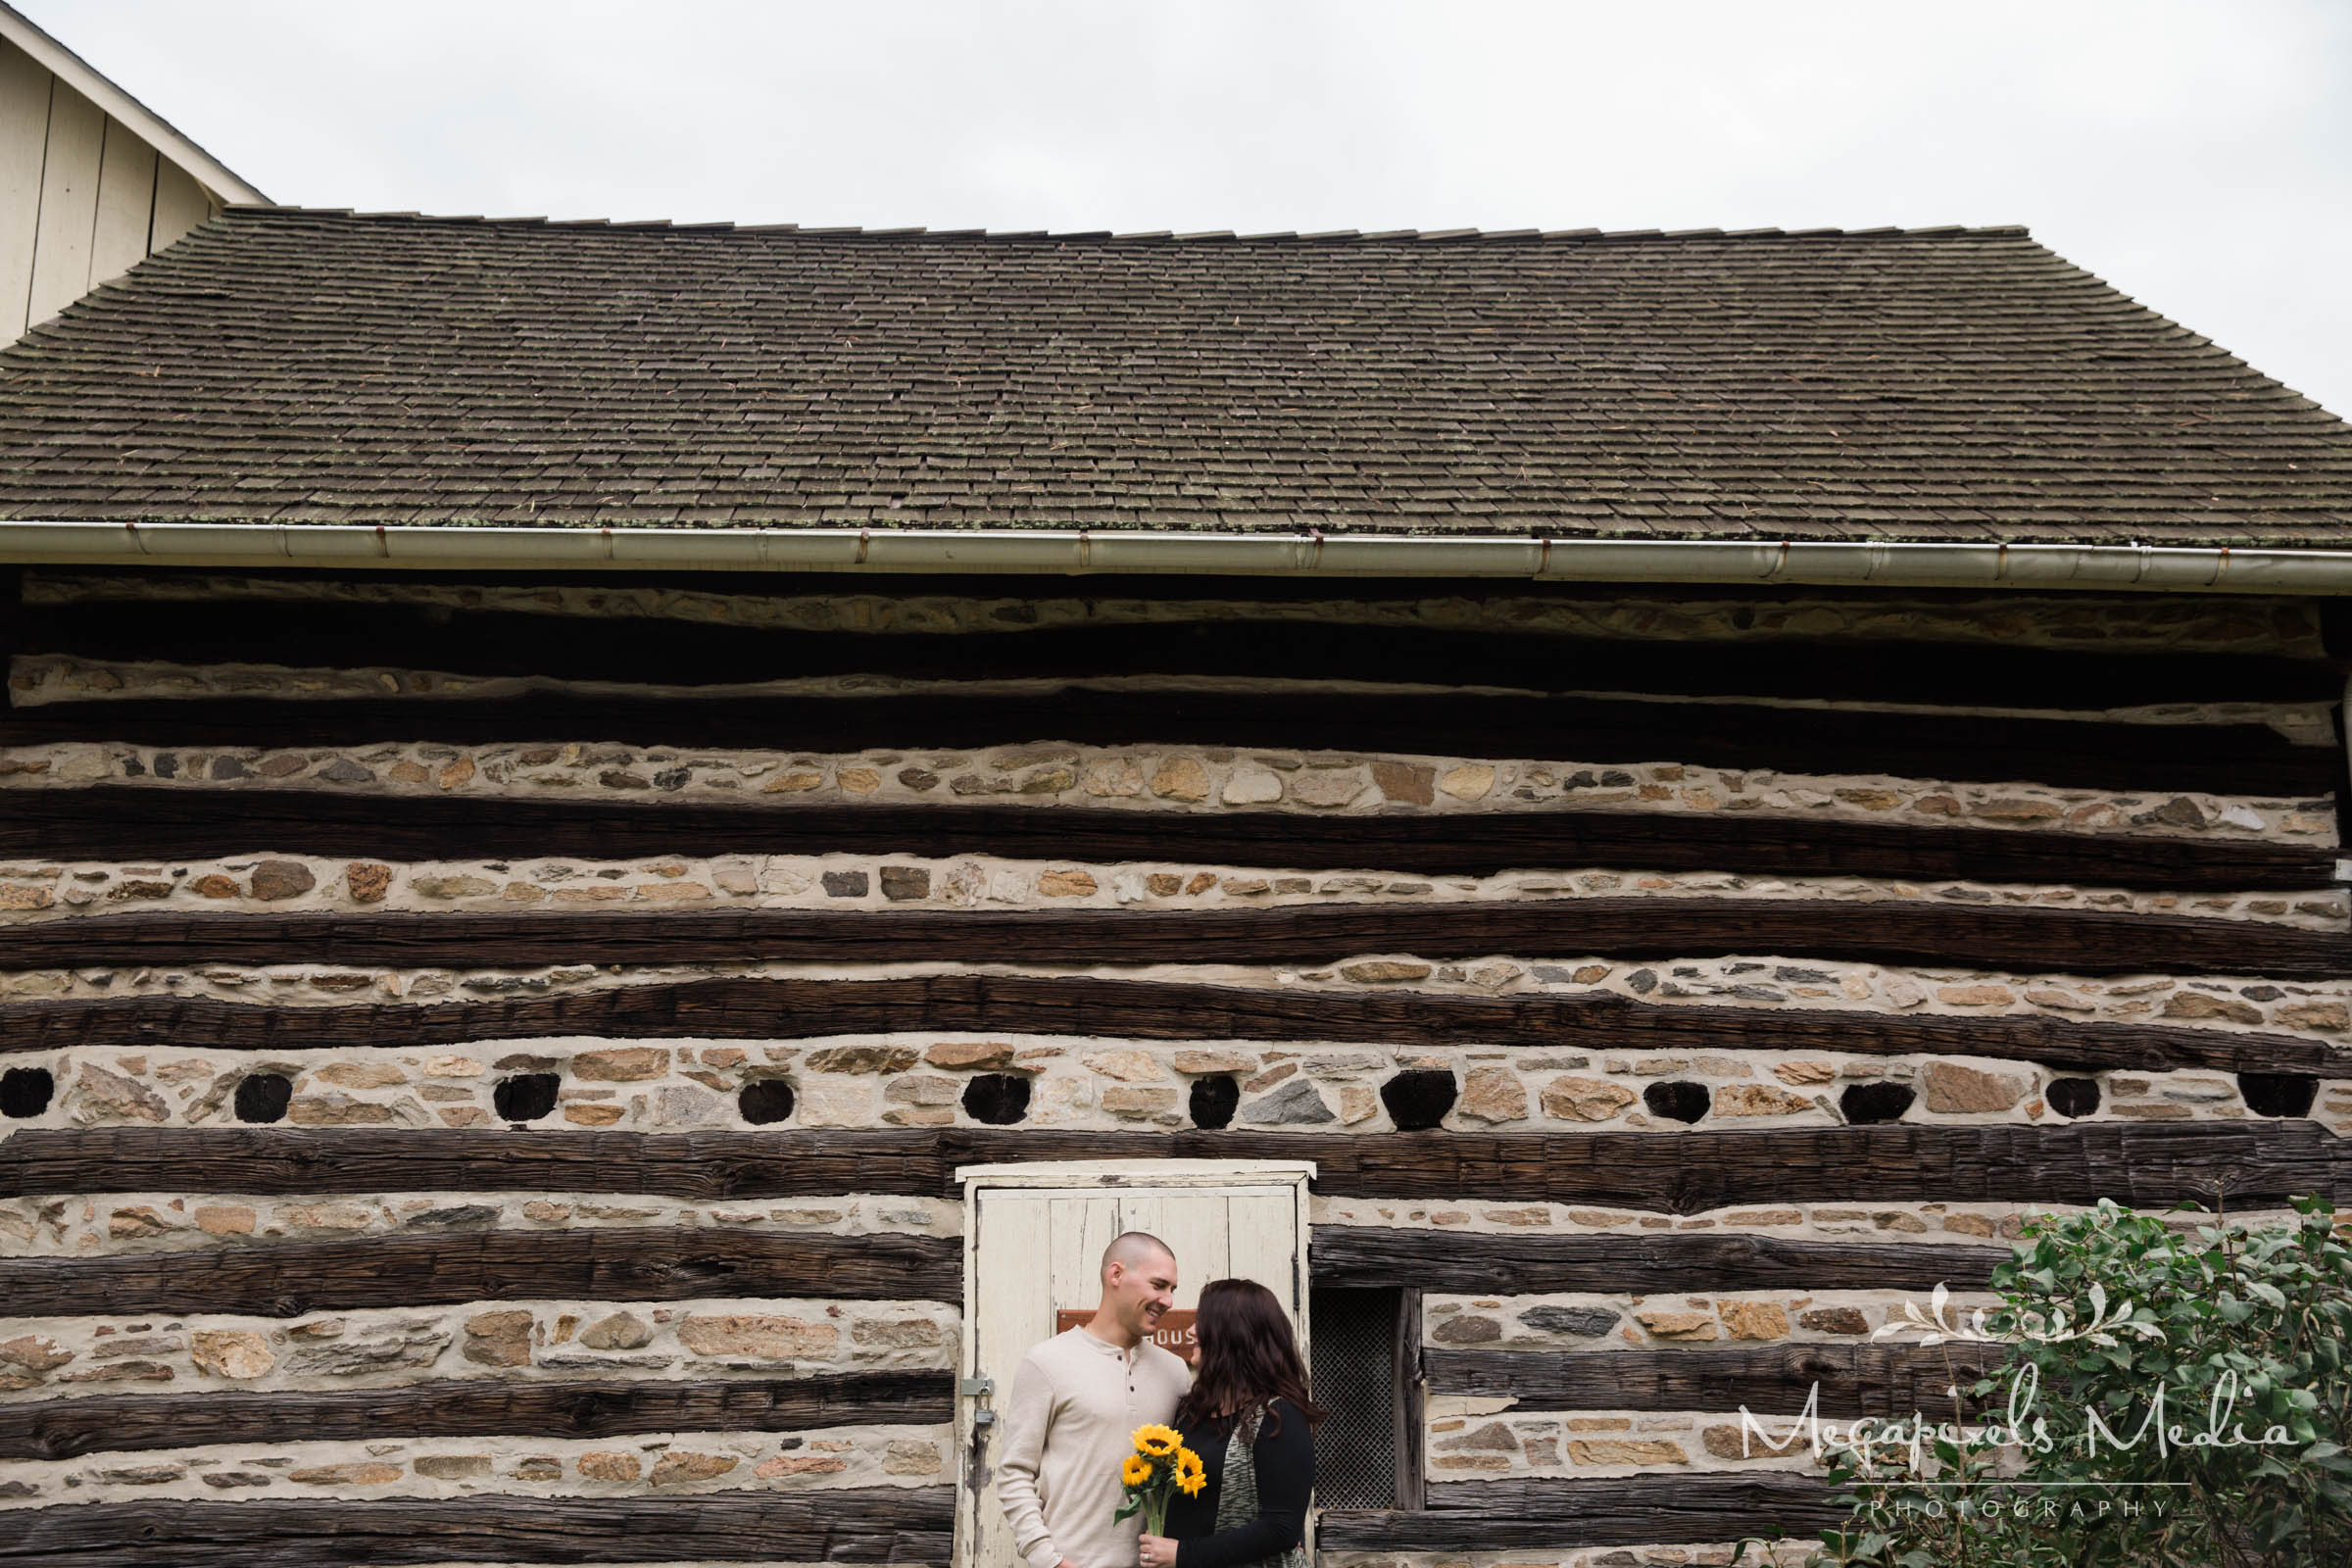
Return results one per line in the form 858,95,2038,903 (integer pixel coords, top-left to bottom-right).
1056,1308,1197,1356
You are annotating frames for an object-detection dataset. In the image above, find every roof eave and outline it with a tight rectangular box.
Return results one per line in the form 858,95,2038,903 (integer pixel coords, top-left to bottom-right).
4,520,2351,595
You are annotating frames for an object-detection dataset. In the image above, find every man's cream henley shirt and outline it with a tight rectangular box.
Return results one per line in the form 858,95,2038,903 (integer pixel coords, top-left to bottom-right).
998,1325,1193,1568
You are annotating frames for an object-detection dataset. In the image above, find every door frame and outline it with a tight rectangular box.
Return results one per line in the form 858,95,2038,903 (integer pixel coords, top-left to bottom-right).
953,1158,1317,1568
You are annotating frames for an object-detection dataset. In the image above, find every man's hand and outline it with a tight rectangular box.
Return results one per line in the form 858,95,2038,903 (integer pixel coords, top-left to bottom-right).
1055,1558,1086,1568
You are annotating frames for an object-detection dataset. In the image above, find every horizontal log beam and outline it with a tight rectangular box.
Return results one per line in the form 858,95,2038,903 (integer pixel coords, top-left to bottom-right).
1428,1345,2005,1418
0,1228,959,1317
11,785,2336,892
3,688,2329,796
28,597,2340,709
1319,1474,1842,1549
1311,1227,2008,1294
0,1491,955,1566
0,1373,951,1462
11,975,2343,1076
11,899,2346,978
5,1123,2342,1212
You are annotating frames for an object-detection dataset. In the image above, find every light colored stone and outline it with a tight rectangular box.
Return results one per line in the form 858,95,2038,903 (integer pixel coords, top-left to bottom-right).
651,1450,739,1486
73,1062,169,1123
678,1313,840,1359
2163,991,2265,1026
926,1042,1016,1069
1772,1061,1838,1086
1936,984,2017,1007
577,1451,641,1481
1457,1066,1528,1124
463,1309,536,1367
1171,1050,1254,1074
287,1093,396,1126
1922,1061,2030,1114
1711,1085,1815,1118
1102,1085,1180,1119
2278,1002,2350,1032
194,1204,256,1235
1540,1075,1636,1122
1291,768,1366,808
1635,1309,1717,1341
885,1440,944,1475
190,1330,275,1379
1150,757,1210,802
1038,868,1099,898
1339,959,1432,984
413,1453,493,1479
1371,760,1437,805
288,1462,403,1485
1081,1050,1164,1083
412,874,497,900
571,1047,671,1081
314,1061,408,1089
1720,1300,1791,1341
1220,768,1284,805
805,1045,920,1074
1438,764,1495,801
578,1312,653,1350
1569,1438,1689,1466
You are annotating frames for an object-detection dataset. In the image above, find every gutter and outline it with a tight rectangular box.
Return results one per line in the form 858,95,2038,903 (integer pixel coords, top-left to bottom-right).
5,521,2352,594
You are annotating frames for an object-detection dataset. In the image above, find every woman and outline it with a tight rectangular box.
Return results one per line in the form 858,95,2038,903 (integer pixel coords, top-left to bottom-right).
1137,1278,1320,1568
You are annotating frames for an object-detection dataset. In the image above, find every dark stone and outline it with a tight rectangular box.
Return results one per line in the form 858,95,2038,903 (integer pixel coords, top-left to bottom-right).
962,1073,1032,1126
652,768,691,791
403,1204,500,1230
1380,1069,1457,1132
1599,770,1636,786
1643,1080,1710,1124
249,859,317,901
2240,985,2284,1003
1189,1075,1240,1130
0,1066,55,1118
492,1072,561,1123
2239,1073,2319,1118
233,1073,293,1124
1625,968,1658,995
1517,1304,1620,1338
1839,1081,1916,1124
879,866,931,902
317,759,375,784
151,754,177,779
2046,1077,2101,1118
738,1079,796,1125
209,756,247,780
820,870,870,899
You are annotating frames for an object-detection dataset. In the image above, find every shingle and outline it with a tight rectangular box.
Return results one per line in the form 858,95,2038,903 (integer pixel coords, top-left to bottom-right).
0,211,2346,543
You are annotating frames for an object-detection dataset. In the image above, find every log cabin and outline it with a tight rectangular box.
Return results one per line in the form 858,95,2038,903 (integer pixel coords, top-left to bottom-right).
2,210,2351,1566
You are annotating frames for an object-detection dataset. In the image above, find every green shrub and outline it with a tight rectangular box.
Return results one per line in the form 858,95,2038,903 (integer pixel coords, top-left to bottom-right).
1746,1197,2352,1568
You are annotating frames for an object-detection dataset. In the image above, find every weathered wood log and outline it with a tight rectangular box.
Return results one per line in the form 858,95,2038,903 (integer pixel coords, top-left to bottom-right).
0,1491,955,1566
1312,1227,2009,1294
0,1227,960,1316
28,596,2340,709
12,899,2346,978
5,1123,2342,1212
0,1372,953,1462
3,687,2329,796
12,785,2336,892
1428,1345,2005,1418
1319,1474,1843,1549
12,974,2343,1076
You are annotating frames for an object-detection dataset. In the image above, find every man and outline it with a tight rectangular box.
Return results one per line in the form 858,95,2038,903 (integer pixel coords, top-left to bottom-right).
998,1231,1194,1568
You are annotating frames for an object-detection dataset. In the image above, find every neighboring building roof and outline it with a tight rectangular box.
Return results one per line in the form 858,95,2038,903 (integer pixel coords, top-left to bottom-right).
2,208,2348,546
0,2,267,207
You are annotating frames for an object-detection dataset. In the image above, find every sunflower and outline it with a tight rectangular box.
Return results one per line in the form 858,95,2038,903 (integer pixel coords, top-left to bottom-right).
1122,1454,1153,1487
1175,1446,1207,1496
1133,1424,1183,1458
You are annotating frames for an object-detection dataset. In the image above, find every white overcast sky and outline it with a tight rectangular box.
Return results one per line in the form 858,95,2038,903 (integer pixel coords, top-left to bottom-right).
26,0,2352,416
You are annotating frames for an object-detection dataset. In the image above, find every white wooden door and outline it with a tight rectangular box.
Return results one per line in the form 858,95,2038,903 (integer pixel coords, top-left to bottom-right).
955,1160,1314,1568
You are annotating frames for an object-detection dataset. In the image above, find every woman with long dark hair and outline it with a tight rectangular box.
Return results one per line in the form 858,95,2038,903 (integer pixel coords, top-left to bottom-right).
1136,1278,1320,1568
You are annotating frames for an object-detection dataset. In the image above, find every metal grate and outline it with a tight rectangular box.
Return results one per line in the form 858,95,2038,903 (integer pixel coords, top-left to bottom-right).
1309,1288,1398,1509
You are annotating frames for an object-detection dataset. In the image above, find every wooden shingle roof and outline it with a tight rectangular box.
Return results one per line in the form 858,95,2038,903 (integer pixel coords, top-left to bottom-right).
3,208,2349,543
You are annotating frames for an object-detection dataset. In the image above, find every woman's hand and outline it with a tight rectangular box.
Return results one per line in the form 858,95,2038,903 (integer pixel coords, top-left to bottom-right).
1137,1533,1177,1568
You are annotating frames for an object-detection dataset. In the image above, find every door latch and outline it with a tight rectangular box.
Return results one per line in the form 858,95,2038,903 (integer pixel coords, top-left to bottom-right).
959,1375,996,1396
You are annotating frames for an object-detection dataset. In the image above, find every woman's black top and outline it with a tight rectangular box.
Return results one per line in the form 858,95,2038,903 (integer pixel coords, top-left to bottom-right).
1163,1396,1312,1568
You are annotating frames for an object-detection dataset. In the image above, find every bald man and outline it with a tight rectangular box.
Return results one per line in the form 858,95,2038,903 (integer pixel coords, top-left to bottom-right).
998,1231,1195,1568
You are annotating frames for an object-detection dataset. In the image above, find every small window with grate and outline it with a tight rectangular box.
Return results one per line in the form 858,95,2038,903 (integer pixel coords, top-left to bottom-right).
1309,1287,1422,1511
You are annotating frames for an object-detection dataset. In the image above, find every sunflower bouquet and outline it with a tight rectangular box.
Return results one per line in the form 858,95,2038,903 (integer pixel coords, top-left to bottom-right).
1112,1422,1206,1535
